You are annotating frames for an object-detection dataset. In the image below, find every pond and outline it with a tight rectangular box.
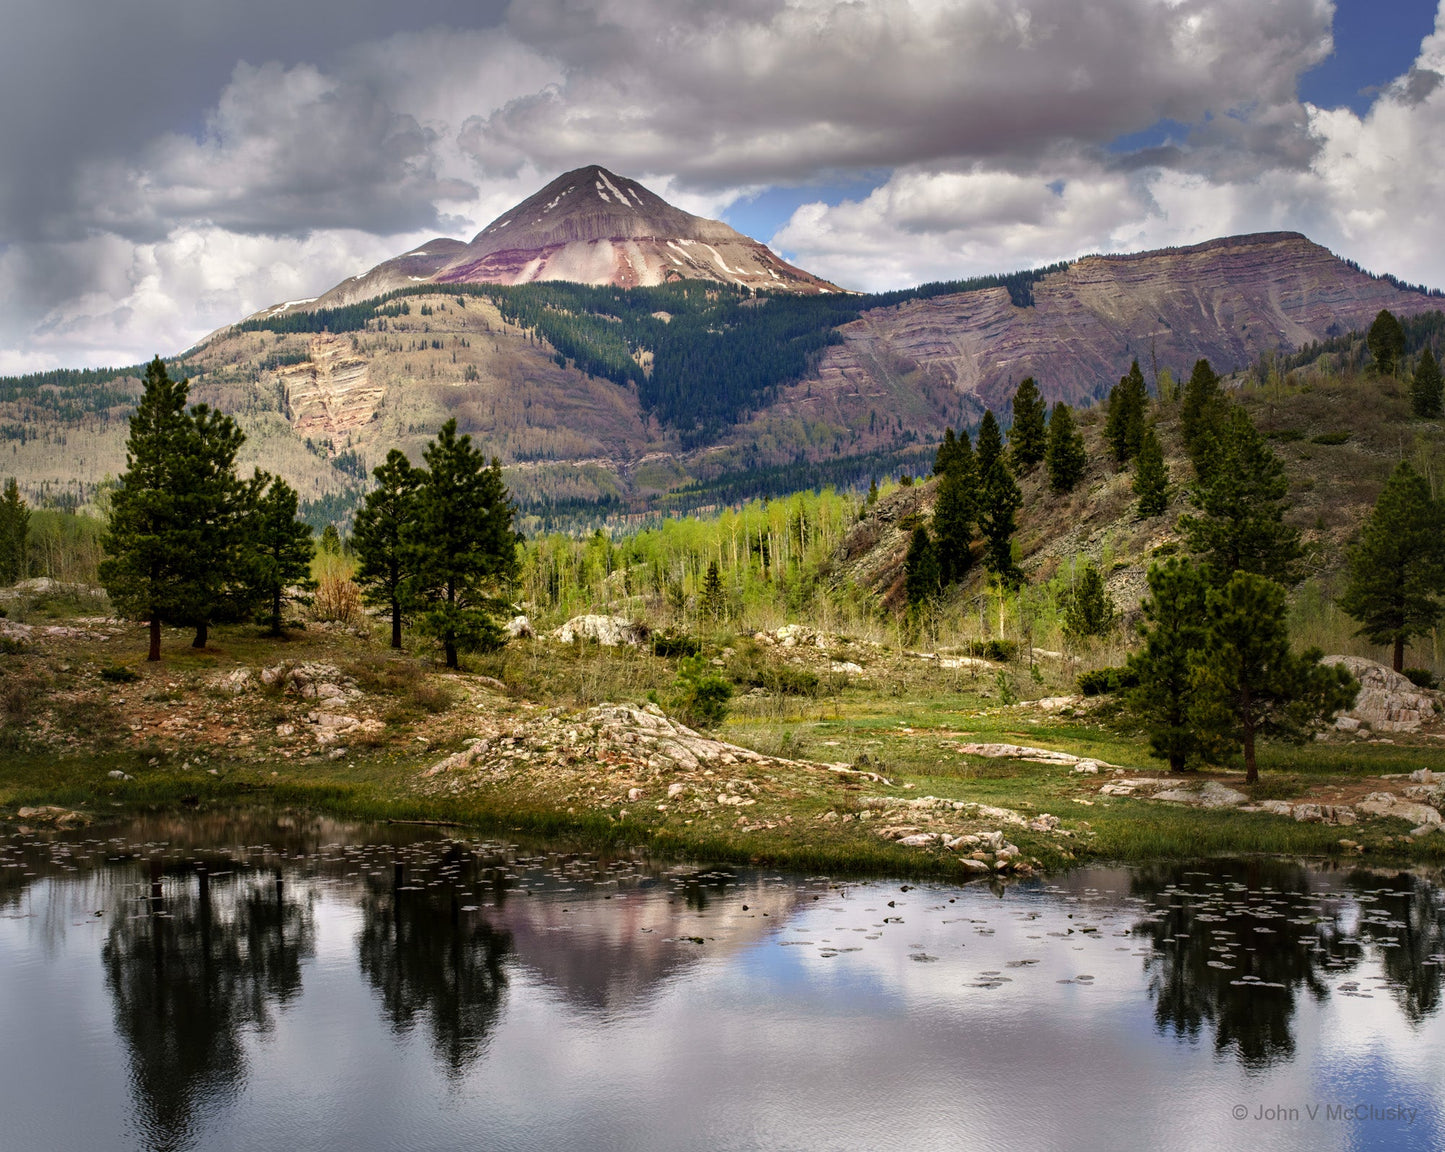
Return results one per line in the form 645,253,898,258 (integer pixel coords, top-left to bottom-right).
1,814,1442,1151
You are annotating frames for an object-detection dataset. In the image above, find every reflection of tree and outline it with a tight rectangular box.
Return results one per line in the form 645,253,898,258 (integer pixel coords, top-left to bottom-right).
1130,863,1445,1070
357,862,511,1079
102,863,315,1152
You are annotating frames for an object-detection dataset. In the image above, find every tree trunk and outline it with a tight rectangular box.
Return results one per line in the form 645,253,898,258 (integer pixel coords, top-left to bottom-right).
445,640,458,669
148,617,161,662
1243,725,1258,785
391,599,402,649
269,587,283,637
1394,634,1405,673
192,621,208,649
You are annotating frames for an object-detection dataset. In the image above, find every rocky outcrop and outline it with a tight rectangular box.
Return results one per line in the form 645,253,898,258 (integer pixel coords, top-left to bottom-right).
814,232,1443,414
550,615,648,646
276,332,385,437
1321,655,1441,732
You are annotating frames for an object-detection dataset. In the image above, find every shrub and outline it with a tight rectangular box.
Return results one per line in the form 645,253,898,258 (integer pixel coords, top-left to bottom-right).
652,632,701,658
313,572,362,624
99,664,140,683
1310,431,1350,445
672,655,732,729
1403,667,1441,690
1078,666,1140,696
1266,428,1304,442
964,639,1019,662
0,636,28,655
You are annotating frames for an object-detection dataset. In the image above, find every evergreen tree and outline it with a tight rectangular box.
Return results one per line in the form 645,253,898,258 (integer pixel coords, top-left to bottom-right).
353,450,423,649
1044,401,1086,493
1411,346,1444,419
1104,360,1148,464
933,461,975,586
1179,358,1228,475
1061,564,1116,641
175,404,251,649
1367,309,1407,375
99,358,205,661
319,524,343,555
1009,378,1047,472
247,476,316,637
903,525,940,609
1190,572,1357,784
1337,461,1445,672
700,559,727,623
405,420,520,669
1179,406,1302,586
866,478,879,506
975,410,1005,477
0,479,29,585
934,427,961,477
978,456,1022,587
1126,559,1209,772
1133,423,1169,517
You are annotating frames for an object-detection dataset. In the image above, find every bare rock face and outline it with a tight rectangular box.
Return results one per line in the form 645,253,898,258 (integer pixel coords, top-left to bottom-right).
276,332,385,437
304,165,841,309
1321,655,1441,732
815,232,1445,414
550,614,648,646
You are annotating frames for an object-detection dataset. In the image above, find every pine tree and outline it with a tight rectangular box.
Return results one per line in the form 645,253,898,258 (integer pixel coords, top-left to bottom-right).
175,404,251,649
353,449,423,649
1045,402,1086,493
933,459,975,586
319,524,343,555
0,479,29,585
1179,406,1302,586
1411,345,1444,419
866,478,879,506
1190,572,1357,784
1009,378,1047,472
975,410,1004,477
1061,564,1116,641
903,525,940,608
1133,423,1169,517
1126,559,1209,772
1337,461,1445,671
247,476,316,637
99,358,205,661
405,420,520,669
1367,309,1406,375
934,427,961,477
1104,360,1148,464
978,456,1022,587
700,559,727,623
1179,358,1228,475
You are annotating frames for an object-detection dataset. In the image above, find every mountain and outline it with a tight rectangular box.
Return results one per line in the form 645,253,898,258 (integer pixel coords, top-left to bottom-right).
3,201,1441,529
269,165,841,316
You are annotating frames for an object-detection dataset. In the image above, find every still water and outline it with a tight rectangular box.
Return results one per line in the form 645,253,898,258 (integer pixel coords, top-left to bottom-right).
1,813,1443,1152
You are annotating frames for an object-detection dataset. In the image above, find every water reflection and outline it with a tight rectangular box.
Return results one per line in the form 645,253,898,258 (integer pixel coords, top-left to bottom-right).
102,859,315,1152
357,848,511,1078
1130,863,1445,1069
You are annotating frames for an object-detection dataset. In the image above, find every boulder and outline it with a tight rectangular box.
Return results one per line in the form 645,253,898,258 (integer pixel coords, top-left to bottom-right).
551,614,648,646
1321,655,1440,732
1356,791,1442,826
504,615,535,639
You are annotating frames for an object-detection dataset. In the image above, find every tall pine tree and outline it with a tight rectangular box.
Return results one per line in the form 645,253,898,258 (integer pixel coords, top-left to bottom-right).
1179,406,1301,586
1126,559,1209,772
246,476,316,637
934,427,962,477
1133,423,1169,517
1337,461,1445,671
0,479,29,585
405,420,520,669
1179,358,1228,475
979,455,1022,587
1411,346,1444,419
975,410,1005,477
1367,309,1406,375
100,358,205,661
353,450,423,649
1044,402,1086,493
1105,360,1148,464
175,404,251,648
933,453,975,586
904,525,940,609
1009,378,1047,472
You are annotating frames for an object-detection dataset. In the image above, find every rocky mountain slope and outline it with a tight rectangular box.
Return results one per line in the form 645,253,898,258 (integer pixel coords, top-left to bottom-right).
269,165,840,316
2,161,1441,525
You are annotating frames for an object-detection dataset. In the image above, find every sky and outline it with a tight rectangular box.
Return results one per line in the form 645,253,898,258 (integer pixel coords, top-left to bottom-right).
2,0,1444,372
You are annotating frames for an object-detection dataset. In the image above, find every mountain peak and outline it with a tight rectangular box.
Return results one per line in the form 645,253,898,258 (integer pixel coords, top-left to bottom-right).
296,166,842,310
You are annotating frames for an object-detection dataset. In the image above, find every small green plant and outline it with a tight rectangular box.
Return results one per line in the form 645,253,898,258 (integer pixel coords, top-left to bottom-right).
1310,431,1349,445
672,654,733,729
99,664,140,683
994,668,1018,706
1266,428,1303,442
652,632,701,658
0,636,28,655
1077,666,1140,696
1403,667,1440,690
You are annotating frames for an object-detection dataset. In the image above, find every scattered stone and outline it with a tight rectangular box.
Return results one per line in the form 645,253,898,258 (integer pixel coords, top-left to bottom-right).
1357,792,1442,827
15,805,89,827
954,742,1125,771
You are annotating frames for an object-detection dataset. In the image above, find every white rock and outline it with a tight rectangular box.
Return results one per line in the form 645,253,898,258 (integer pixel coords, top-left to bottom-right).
897,833,939,847
1322,655,1441,732
504,615,534,639
551,614,647,646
